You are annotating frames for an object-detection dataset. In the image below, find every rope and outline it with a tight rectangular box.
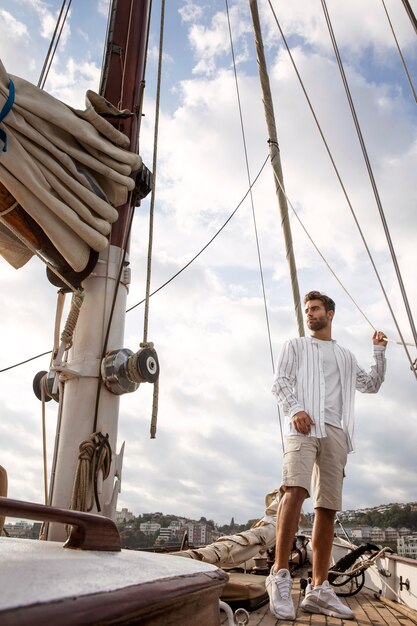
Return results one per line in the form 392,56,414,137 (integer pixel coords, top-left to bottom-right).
400,0,417,35
41,381,49,505
150,379,159,439
38,0,72,90
54,290,67,358
52,288,84,394
136,0,166,439
118,0,135,109
60,289,84,349
226,0,277,369
381,0,417,103
69,431,112,513
328,546,392,578
266,0,417,378
321,0,417,372
233,0,286,451
143,0,164,345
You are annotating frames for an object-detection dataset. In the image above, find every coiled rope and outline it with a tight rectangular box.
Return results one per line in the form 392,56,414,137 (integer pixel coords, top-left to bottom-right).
69,432,112,514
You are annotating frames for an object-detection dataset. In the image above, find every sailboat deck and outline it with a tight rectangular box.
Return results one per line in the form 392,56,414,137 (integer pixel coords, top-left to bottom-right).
220,577,417,626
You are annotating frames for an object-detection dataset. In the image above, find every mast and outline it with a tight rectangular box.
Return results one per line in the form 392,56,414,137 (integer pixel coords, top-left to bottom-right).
249,0,305,337
47,0,152,540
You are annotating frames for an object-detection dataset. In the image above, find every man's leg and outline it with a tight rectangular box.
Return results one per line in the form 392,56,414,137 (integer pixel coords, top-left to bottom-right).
265,487,307,619
311,506,336,586
301,428,354,619
274,486,307,571
266,436,316,619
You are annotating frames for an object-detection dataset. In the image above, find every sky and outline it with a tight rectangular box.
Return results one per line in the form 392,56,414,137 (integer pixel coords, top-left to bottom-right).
0,0,416,527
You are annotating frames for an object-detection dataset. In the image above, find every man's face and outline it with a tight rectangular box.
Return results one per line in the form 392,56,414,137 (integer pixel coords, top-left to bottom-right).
305,299,333,331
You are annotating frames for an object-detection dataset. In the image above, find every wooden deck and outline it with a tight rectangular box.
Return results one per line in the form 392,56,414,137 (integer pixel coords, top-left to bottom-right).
220,577,417,625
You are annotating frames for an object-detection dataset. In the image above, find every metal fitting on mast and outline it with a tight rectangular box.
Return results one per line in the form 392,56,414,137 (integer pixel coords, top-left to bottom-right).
101,345,159,395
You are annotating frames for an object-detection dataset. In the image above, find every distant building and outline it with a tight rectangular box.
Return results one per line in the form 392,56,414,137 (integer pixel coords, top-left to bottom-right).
3,521,32,537
350,527,364,540
140,522,161,535
384,527,399,541
397,534,417,559
187,522,208,545
370,527,385,542
115,508,134,523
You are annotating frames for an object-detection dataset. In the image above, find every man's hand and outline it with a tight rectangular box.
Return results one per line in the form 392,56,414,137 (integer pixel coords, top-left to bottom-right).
372,330,387,346
292,411,315,434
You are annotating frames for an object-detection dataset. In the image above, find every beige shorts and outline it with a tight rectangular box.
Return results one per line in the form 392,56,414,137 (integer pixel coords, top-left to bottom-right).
281,424,348,511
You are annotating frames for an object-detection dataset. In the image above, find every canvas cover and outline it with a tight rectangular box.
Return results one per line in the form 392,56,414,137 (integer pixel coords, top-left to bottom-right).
220,572,268,609
0,59,141,272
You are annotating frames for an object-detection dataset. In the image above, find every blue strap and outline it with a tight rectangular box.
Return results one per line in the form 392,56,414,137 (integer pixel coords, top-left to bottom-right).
0,77,15,153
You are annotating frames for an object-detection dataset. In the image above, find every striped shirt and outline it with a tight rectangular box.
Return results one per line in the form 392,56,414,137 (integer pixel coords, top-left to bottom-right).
271,336,386,453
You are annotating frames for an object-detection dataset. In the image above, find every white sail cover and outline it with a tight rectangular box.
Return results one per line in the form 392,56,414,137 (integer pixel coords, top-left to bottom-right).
0,59,142,272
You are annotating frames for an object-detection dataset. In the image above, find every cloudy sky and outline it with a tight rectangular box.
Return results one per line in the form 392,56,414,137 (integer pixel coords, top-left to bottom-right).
0,0,416,527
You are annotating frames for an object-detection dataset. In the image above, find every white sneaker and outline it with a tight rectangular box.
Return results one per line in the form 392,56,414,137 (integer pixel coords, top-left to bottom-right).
301,579,354,619
265,568,295,620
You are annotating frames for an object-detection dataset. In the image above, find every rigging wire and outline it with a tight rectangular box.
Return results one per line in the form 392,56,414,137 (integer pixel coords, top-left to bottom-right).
0,155,271,374
143,0,165,344
225,0,284,449
266,0,417,378
400,0,417,35
381,0,417,103
225,0,275,371
38,0,72,89
320,0,417,372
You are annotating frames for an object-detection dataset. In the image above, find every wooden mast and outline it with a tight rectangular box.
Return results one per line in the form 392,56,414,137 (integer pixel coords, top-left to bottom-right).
249,0,305,337
47,0,152,540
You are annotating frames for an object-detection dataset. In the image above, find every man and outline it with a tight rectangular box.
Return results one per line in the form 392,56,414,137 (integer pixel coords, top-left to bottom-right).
266,290,387,620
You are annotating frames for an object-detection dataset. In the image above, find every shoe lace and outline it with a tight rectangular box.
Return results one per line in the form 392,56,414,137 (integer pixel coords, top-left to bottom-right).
275,576,291,599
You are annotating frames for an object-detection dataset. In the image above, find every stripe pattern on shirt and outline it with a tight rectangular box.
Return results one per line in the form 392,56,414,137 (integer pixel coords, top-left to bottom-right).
271,336,386,453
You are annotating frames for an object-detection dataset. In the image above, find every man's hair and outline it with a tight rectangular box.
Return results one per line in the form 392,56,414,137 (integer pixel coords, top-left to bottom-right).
304,290,335,313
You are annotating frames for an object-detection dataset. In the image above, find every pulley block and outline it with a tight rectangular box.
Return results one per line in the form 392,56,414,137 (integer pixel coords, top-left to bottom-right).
135,347,159,383
33,370,59,402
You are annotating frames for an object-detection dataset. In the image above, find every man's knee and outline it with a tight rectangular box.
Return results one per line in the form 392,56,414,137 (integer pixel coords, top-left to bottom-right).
314,507,337,522
284,485,308,503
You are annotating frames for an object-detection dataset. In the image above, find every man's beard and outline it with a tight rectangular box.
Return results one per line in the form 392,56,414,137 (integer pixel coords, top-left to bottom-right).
307,316,328,331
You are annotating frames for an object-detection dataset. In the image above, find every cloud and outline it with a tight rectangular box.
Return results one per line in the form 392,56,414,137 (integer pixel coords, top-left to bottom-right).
179,1,204,24
186,4,252,76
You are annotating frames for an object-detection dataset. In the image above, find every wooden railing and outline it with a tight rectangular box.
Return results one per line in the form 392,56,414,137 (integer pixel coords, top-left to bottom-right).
0,496,121,551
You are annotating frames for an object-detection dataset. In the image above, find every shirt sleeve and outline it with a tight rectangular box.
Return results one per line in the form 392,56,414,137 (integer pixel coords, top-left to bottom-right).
271,340,304,417
355,345,387,393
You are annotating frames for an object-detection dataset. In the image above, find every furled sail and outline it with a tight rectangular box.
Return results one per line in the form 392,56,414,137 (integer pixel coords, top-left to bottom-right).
0,59,141,273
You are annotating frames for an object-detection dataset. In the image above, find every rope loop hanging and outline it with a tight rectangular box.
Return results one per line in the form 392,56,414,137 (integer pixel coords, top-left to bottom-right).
69,431,112,516
135,0,166,439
